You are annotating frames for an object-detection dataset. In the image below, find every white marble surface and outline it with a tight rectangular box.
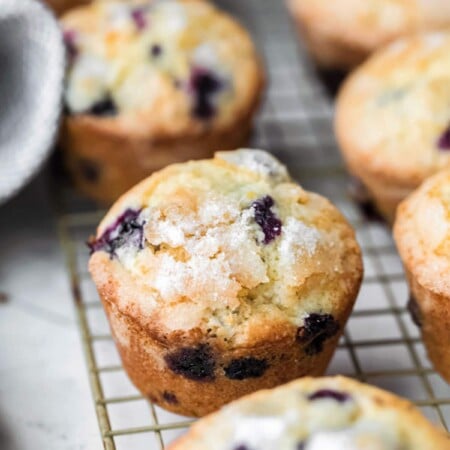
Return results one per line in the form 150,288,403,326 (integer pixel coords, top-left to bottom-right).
0,172,101,450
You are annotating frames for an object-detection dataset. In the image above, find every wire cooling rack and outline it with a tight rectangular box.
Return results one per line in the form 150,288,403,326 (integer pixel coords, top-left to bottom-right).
55,0,450,448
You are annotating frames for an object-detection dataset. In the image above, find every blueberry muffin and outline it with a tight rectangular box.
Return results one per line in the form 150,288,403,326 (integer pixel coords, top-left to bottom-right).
335,32,450,221
168,376,449,450
287,0,450,70
394,170,450,383
60,0,264,204
88,149,363,417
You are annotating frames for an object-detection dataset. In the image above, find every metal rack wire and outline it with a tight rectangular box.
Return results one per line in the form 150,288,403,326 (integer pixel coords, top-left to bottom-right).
55,0,450,448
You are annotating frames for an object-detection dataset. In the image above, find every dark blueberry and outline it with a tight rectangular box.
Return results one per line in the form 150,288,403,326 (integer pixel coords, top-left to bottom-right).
63,29,78,64
407,295,422,328
150,44,162,58
131,7,148,30
224,357,268,380
87,96,117,116
162,391,178,404
308,389,350,403
165,345,216,381
88,208,145,258
437,124,450,150
297,442,306,450
189,67,223,120
296,313,339,355
251,196,282,244
233,446,251,450
78,158,100,183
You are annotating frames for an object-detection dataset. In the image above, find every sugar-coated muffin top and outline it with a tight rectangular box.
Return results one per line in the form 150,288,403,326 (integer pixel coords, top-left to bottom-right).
168,376,449,450
336,32,450,186
88,149,362,346
289,0,450,52
394,170,450,298
61,0,263,135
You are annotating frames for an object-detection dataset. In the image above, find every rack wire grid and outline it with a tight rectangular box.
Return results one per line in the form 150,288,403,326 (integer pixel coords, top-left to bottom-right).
55,0,450,448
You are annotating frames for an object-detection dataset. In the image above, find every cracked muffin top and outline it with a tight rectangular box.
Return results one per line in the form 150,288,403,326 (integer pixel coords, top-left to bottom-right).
88,149,362,347
168,376,449,450
336,32,450,187
61,0,263,136
394,169,450,298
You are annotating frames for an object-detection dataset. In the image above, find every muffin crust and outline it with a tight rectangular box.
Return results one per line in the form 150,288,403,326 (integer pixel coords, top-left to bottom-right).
394,170,450,382
89,149,363,416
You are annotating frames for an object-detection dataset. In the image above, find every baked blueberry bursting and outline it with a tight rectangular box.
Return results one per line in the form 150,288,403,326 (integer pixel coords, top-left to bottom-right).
131,7,148,30
437,124,450,150
407,295,422,328
162,391,178,404
233,446,251,450
224,357,268,380
296,313,339,355
252,196,282,244
165,344,216,381
63,29,78,64
189,67,223,120
297,443,306,450
308,389,350,403
88,208,145,258
87,96,117,116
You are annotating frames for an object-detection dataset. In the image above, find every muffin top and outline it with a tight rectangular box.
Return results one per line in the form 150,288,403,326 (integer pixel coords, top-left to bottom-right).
289,0,450,55
88,149,362,347
168,376,449,450
394,170,450,298
61,0,263,136
336,32,450,187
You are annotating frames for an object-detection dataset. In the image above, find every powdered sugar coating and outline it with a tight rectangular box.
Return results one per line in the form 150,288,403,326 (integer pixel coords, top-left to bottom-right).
279,217,321,263
216,149,290,184
90,149,362,344
305,424,402,450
